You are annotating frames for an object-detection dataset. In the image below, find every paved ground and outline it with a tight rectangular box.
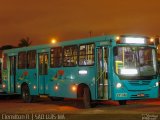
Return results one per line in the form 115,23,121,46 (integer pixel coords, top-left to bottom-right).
0,97,160,120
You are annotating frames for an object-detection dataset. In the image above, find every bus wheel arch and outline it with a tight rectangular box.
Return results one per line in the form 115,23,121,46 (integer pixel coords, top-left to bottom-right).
77,83,92,108
21,82,28,90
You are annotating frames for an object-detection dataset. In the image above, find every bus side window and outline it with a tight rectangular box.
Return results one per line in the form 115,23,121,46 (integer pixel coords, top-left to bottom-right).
63,45,78,67
114,47,118,56
3,54,7,70
79,43,94,66
27,50,36,69
39,55,43,75
50,47,62,68
18,52,27,69
44,54,48,74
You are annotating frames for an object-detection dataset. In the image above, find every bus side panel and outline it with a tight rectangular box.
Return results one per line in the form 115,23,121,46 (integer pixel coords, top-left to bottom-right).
2,54,10,93
16,69,38,95
1,70,9,93
27,69,38,95
76,66,97,100
48,67,78,98
48,66,96,100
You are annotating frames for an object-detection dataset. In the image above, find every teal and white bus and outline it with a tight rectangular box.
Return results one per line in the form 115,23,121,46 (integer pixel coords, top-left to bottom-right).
1,35,159,108
0,58,2,91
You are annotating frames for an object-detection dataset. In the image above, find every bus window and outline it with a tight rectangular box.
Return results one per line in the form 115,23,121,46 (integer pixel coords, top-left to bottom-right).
79,43,94,66
39,55,43,75
18,52,27,69
3,54,7,70
44,54,48,74
50,47,62,68
27,50,36,69
114,47,157,77
39,53,48,75
63,45,78,67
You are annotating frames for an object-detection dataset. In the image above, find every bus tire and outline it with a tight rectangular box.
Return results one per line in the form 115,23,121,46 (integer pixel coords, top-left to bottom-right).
82,87,91,108
21,85,33,103
119,100,127,105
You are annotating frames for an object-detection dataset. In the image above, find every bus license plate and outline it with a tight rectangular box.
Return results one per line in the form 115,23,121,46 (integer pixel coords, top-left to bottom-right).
116,93,127,97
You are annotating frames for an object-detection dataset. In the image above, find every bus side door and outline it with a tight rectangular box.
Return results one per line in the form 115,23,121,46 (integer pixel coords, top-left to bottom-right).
9,56,17,93
38,53,48,95
96,46,109,99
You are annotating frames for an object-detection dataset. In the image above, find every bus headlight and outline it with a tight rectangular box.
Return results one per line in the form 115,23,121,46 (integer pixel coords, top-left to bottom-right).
155,82,159,87
116,83,122,88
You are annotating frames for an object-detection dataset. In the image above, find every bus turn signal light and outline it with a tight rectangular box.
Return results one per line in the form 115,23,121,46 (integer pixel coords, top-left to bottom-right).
71,85,77,92
2,84,6,89
54,85,59,90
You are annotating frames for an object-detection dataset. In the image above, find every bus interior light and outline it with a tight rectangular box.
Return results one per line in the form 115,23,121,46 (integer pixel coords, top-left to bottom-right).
124,37,145,44
121,68,138,76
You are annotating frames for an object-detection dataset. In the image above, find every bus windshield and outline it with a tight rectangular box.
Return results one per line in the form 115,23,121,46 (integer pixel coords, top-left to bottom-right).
114,46,157,79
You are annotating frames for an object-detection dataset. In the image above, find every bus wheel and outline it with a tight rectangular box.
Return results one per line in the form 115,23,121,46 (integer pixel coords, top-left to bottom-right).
22,85,33,103
82,87,91,108
119,100,127,105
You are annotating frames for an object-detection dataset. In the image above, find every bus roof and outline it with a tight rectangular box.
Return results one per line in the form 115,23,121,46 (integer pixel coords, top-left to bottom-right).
3,34,154,54
3,35,115,53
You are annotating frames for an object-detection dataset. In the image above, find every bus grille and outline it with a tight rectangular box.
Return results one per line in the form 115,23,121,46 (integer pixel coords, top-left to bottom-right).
130,94,149,99
128,80,151,86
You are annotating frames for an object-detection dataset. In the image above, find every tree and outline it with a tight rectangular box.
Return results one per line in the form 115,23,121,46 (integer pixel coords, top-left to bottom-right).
18,37,32,47
0,45,15,50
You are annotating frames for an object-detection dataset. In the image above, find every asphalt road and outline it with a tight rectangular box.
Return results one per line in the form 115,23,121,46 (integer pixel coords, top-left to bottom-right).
0,96,160,120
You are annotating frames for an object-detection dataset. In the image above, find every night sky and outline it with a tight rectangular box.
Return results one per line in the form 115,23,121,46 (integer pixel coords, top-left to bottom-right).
0,0,160,46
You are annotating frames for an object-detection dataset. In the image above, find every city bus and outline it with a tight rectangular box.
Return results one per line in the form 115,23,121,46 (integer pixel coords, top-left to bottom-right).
0,58,2,92
0,50,2,92
1,35,159,108
156,41,160,95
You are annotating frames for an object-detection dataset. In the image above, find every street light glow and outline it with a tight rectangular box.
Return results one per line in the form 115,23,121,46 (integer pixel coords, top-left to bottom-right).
51,38,57,44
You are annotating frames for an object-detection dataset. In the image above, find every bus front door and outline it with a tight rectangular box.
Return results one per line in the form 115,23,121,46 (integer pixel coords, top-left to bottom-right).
96,47,109,99
10,56,16,93
38,53,48,95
